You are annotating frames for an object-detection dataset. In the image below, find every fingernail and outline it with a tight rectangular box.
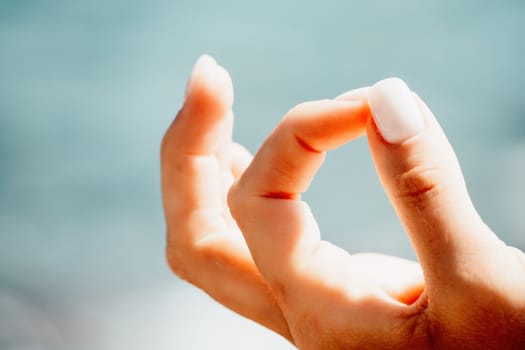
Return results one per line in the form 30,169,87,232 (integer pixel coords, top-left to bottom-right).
334,87,370,101
185,54,217,99
368,78,425,144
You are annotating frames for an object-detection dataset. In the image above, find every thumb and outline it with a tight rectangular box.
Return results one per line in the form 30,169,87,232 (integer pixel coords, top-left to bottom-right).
366,78,502,289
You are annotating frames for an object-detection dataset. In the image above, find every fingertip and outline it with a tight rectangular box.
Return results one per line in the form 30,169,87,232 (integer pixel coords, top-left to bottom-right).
163,56,235,156
184,54,234,115
368,77,425,144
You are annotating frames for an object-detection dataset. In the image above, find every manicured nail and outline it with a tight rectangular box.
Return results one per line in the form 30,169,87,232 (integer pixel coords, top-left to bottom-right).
185,54,217,99
334,87,370,101
368,78,425,144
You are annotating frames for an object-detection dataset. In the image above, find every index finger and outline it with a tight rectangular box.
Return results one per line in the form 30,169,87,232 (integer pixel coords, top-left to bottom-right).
228,99,369,283
237,99,369,199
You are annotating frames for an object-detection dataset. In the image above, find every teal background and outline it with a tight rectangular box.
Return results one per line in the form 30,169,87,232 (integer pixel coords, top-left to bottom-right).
1,1,524,348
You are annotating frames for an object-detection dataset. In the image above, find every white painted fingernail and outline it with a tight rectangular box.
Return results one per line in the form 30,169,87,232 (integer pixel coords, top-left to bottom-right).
185,54,217,99
334,87,370,101
368,78,425,144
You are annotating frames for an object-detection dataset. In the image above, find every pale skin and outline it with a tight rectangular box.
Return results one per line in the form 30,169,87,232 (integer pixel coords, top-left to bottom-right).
160,55,525,349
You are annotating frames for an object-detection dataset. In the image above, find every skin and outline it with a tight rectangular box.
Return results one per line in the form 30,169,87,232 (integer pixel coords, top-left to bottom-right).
160,55,525,349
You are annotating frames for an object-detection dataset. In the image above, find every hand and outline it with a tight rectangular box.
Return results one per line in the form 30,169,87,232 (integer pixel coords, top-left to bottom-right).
160,55,525,349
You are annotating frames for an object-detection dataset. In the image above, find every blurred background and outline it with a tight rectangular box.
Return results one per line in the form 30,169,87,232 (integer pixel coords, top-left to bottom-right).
1,0,524,349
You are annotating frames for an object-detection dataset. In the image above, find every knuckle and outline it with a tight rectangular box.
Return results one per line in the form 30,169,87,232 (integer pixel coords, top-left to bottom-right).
286,100,330,118
280,110,300,133
393,165,442,207
281,105,316,151
283,101,320,125
285,102,310,118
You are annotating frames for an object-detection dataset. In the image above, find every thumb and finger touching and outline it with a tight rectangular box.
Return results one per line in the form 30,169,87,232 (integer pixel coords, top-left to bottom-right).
164,55,520,345
230,75,507,316
230,76,490,281
365,79,506,302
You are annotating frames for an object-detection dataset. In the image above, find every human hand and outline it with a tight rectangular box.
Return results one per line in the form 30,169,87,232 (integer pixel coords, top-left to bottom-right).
160,55,525,349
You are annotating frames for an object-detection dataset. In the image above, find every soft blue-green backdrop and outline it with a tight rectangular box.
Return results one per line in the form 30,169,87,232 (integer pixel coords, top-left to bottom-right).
1,1,524,349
